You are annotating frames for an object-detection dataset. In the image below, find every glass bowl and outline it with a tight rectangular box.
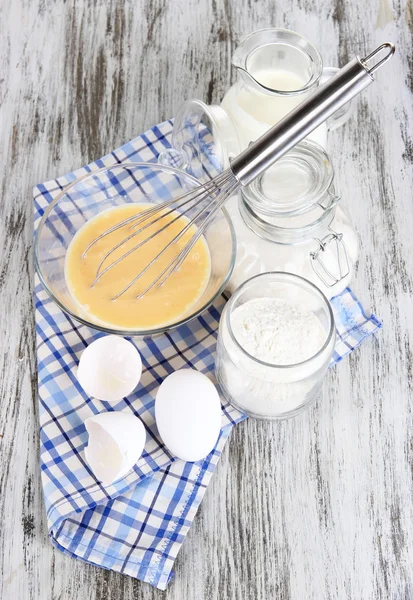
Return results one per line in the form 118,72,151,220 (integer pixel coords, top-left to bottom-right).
215,272,336,419
34,163,236,336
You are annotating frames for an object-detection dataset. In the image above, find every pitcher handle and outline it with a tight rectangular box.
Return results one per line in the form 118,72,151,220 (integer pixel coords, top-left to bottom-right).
320,67,355,131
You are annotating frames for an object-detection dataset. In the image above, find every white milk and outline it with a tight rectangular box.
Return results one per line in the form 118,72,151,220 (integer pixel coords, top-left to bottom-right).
221,67,328,150
240,68,308,122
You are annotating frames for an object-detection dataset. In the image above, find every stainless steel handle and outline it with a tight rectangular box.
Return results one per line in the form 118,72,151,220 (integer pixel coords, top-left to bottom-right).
230,43,395,186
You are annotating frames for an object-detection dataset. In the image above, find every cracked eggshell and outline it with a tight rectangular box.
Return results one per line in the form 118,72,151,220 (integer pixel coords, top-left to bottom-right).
155,369,222,462
84,412,146,485
77,335,142,402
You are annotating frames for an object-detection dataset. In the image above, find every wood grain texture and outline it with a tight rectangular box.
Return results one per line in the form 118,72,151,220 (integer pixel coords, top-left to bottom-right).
0,0,412,598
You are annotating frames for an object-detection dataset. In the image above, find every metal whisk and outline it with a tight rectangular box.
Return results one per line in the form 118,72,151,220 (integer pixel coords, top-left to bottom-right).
83,42,395,299
83,170,239,299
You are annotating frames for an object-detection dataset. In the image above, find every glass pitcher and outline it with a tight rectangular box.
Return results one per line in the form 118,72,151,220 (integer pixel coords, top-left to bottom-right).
221,28,354,150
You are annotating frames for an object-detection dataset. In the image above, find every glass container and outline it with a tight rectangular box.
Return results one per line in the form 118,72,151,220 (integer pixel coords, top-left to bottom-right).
221,28,354,151
158,99,241,180
35,163,236,337
225,140,359,298
215,272,336,419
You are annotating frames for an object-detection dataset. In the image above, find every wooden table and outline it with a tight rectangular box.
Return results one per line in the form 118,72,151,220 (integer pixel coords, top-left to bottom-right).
1,1,412,598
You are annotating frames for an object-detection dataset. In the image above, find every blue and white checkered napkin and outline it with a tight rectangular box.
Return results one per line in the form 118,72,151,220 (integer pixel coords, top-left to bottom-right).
34,119,381,590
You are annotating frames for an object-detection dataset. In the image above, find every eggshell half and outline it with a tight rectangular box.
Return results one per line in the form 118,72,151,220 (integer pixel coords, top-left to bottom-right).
155,369,222,462
84,412,146,485
77,335,142,402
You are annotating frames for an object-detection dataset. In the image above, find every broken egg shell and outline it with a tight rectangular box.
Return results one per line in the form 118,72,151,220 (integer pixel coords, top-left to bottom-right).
77,335,142,402
84,412,146,485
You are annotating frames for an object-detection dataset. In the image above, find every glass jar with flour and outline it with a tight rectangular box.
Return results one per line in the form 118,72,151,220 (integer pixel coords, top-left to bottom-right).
215,272,336,419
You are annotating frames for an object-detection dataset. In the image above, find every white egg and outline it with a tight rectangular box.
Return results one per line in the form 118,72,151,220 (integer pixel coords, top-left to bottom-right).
77,335,142,402
155,369,222,462
84,412,146,485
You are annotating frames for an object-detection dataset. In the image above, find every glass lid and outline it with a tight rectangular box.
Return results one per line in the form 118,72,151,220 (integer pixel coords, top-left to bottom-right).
158,99,241,183
246,140,335,216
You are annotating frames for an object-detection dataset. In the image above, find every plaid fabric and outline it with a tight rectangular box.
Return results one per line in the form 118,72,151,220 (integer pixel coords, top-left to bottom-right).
34,119,381,590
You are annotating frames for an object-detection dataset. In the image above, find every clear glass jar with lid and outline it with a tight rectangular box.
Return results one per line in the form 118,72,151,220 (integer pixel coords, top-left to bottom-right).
158,99,359,299
215,272,336,419
226,139,359,298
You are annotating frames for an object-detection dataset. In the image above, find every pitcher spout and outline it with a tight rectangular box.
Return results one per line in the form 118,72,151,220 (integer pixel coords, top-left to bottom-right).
231,28,323,95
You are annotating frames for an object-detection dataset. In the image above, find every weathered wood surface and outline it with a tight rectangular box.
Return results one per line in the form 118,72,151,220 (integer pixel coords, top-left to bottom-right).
1,0,412,598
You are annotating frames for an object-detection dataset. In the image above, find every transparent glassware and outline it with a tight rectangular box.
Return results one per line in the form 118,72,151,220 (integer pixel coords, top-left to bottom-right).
158,99,241,180
221,28,354,150
215,272,336,419
35,163,236,337
226,140,359,298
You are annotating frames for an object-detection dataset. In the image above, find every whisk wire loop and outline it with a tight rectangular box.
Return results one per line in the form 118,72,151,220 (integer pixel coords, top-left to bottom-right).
136,181,238,299
84,168,237,300
82,173,230,260
87,171,235,288
111,171,238,300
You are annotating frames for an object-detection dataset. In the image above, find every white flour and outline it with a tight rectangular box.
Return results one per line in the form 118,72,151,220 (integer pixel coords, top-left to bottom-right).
230,297,326,365
217,296,333,417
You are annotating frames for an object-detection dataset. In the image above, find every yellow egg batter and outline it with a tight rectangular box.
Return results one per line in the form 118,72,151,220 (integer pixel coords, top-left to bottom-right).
65,204,211,330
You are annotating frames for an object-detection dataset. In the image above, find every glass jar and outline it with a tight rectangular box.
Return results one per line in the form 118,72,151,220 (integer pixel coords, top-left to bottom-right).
225,140,359,298
220,28,354,151
215,272,336,419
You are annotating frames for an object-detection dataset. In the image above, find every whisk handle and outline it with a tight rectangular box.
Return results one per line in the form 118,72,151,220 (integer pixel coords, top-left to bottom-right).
230,43,395,187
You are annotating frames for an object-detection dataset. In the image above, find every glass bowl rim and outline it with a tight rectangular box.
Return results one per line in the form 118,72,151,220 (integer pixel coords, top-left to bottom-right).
224,271,335,369
34,162,237,336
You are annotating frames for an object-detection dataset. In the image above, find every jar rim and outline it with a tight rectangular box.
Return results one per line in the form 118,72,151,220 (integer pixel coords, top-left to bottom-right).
239,189,338,245
224,272,335,369
243,140,335,216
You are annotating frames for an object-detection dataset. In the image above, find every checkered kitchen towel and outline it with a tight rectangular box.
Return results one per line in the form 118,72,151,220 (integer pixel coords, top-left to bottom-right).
34,119,382,590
